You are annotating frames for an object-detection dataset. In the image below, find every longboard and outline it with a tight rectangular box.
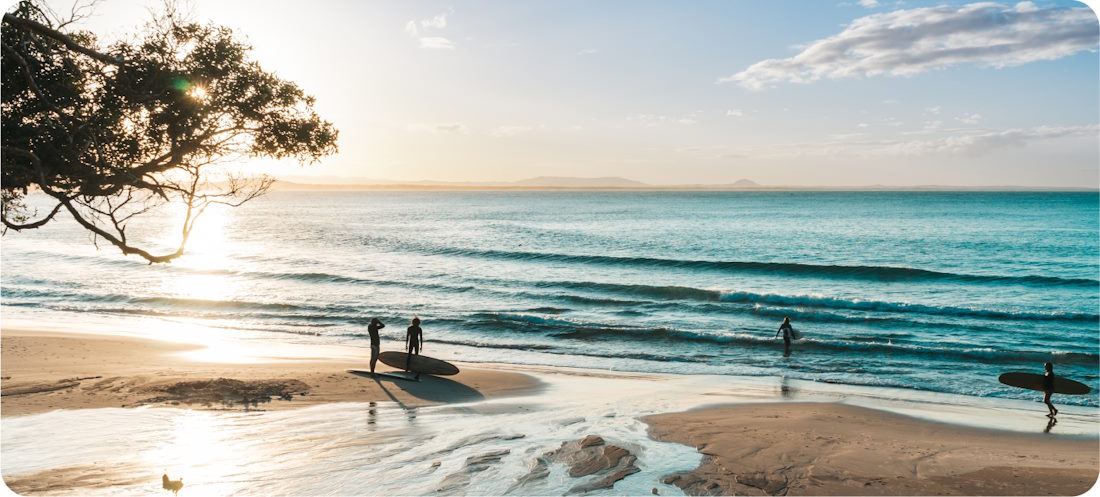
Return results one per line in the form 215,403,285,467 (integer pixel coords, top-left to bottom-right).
998,372,1091,395
378,351,460,376
790,328,803,340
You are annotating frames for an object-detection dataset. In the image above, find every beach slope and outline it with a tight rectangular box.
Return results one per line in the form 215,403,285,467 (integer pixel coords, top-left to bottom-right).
647,402,1099,495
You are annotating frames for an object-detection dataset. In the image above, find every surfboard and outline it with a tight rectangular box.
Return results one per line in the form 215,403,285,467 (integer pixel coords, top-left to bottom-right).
378,351,460,376
998,372,1091,395
789,328,803,340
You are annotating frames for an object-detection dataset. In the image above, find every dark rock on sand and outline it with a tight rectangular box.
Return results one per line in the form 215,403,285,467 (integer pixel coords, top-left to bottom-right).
142,378,310,408
544,434,641,493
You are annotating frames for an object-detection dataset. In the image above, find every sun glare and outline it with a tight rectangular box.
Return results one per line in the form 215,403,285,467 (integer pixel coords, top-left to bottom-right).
188,85,207,100
160,202,237,301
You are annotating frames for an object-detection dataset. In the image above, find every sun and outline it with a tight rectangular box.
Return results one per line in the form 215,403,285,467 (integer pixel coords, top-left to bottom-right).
188,85,208,100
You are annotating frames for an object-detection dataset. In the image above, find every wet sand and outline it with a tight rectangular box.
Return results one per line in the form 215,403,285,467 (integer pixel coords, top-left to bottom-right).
1,329,539,416
646,402,1099,496
4,328,1099,496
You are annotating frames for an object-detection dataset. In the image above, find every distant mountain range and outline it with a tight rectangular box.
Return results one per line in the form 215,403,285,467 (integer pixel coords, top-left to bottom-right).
269,176,1093,191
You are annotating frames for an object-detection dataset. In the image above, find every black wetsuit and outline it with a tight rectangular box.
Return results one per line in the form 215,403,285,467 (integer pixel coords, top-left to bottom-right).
406,325,423,355
779,323,792,347
1043,372,1055,393
368,321,384,349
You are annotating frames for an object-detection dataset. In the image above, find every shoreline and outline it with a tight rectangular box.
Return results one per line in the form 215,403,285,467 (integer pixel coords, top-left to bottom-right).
3,327,1099,495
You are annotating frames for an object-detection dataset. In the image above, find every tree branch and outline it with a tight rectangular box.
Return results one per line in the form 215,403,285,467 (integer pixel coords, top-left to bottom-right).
2,12,124,66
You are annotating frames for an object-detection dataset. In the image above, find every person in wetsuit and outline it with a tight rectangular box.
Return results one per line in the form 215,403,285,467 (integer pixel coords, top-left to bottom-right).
775,316,793,355
1043,362,1059,418
405,317,424,378
367,318,385,375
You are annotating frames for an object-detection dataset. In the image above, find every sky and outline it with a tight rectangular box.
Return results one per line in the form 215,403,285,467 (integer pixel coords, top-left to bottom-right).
31,0,1100,186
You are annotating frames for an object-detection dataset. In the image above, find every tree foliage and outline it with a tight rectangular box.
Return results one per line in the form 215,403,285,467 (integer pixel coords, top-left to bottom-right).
1,1,338,262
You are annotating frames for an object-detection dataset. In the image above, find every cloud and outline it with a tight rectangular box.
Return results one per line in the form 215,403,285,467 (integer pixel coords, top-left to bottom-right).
407,122,469,134
956,113,982,124
881,125,1096,156
859,0,879,7
726,109,744,117
724,2,1099,90
406,11,454,49
421,13,447,30
769,124,1097,158
419,37,455,50
578,48,599,55
490,125,534,137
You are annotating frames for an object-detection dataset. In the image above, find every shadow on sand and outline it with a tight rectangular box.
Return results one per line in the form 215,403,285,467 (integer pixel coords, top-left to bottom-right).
347,370,486,404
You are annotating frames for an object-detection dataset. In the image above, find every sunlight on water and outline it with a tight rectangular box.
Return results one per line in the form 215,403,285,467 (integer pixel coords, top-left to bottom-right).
2,374,712,496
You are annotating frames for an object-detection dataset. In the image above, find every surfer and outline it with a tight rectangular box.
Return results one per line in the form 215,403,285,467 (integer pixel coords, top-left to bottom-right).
406,316,424,356
775,317,793,355
1043,362,1059,418
405,317,424,379
368,318,385,375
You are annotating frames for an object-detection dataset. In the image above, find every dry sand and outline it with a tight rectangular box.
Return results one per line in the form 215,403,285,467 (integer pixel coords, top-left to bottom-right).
1,329,539,416
646,402,1099,496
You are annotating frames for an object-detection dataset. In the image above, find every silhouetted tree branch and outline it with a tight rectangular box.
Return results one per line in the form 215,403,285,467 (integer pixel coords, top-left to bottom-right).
1,0,338,263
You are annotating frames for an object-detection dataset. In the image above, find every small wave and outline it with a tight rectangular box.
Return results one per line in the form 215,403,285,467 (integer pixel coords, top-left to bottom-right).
424,246,1098,288
539,280,1098,322
541,325,1100,366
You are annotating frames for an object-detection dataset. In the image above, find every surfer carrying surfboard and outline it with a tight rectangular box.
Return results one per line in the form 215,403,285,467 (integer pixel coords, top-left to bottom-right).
1043,362,1059,418
775,316,793,355
368,318,385,375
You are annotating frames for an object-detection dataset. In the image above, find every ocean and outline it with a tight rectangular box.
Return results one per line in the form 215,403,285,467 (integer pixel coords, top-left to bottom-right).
3,191,1098,406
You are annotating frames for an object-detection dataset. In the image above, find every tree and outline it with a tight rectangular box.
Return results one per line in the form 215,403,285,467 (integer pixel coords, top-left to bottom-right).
1,1,338,263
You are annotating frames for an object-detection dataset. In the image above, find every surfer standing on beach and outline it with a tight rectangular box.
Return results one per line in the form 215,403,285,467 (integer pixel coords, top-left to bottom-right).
367,318,385,375
1043,362,1059,418
775,317,793,356
406,317,424,357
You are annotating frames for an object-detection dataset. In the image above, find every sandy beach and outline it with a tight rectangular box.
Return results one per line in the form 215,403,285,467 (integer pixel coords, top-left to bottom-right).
1,329,539,416
2,328,1098,496
647,403,1099,496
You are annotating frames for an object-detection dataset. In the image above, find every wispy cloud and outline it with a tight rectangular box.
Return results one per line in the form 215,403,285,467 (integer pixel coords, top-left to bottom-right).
859,0,879,8
726,109,744,117
419,37,455,50
955,113,982,125
407,122,469,134
405,11,455,50
757,124,1097,158
578,48,599,55
420,13,448,30
724,2,1099,90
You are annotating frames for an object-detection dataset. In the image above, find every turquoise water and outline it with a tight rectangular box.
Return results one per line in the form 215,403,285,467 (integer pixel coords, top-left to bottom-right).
3,191,1098,405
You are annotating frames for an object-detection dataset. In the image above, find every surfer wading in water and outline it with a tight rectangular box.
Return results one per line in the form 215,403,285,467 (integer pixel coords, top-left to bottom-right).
367,318,385,375
1044,362,1059,418
775,316,794,356
406,317,424,378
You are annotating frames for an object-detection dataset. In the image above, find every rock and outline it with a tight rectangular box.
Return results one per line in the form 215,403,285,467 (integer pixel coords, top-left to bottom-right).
543,435,641,493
